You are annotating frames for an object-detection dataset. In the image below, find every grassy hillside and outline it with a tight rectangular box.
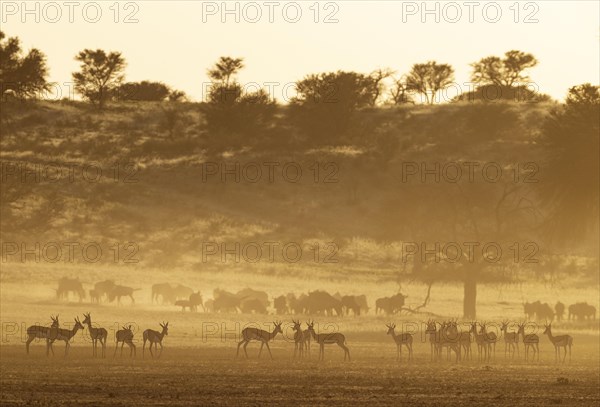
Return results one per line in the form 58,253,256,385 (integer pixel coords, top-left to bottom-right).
1,100,597,292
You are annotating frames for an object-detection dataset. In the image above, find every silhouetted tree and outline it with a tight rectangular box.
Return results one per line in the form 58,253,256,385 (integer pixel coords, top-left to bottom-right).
168,89,188,102
389,76,413,105
290,71,376,143
204,58,276,150
406,61,454,104
539,83,599,244
207,57,244,86
471,50,538,87
0,31,49,98
369,68,395,106
115,81,171,101
72,49,126,108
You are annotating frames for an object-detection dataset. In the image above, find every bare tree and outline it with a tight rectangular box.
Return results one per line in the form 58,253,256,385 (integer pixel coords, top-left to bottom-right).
369,68,395,106
389,76,413,105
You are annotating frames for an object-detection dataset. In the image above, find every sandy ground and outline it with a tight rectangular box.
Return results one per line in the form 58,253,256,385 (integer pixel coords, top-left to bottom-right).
2,332,599,406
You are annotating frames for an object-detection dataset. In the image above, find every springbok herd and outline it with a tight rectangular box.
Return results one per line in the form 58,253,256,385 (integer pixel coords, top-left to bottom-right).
25,314,575,363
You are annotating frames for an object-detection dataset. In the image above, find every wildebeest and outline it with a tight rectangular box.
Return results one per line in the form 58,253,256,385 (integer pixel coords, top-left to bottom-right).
523,301,554,321
152,283,174,304
189,291,203,312
536,302,555,321
240,298,268,314
288,293,307,315
375,293,407,315
523,301,536,320
108,285,140,305
341,295,361,316
175,300,192,311
236,288,269,309
213,288,241,313
89,289,100,303
355,295,369,314
274,295,288,315
173,284,194,301
94,280,116,302
305,291,343,316
568,302,596,320
56,277,85,301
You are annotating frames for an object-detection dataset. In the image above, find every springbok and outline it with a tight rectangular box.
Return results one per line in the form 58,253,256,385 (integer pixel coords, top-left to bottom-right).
47,317,85,357
236,321,283,359
82,313,108,358
425,320,439,361
469,322,487,362
517,322,539,362
543,323,573,363
301,324,311,357
442,320,469,361
114,325,136,357
386,323,413,361
479,322,497,362
143,322,169,358
292,320,306,359
439,321,461,362
306,321,350,361
425,320,460,362
500,321,519,359
25,315,59,355
450,321,472,361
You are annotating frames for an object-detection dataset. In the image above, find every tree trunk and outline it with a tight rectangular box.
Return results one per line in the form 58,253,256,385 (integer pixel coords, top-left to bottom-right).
463,275,477,320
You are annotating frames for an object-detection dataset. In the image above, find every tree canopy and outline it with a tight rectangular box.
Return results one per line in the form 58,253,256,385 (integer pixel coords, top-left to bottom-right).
406,61,455,104
471,50,538,87
72,49,126,108
0,31,49,98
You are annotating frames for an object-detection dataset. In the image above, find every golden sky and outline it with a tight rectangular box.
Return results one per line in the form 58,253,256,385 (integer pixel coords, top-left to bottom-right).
3,0,599,102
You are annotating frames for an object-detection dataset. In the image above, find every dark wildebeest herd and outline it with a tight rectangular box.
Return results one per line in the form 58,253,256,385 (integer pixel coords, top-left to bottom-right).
523,300,597,321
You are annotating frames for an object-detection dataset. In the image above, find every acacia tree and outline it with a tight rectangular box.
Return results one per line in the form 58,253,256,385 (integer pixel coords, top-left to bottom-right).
539,84,600,245
207,57,244,86
406,61,454,104
471,50,538,87
72,49,126,108
369,68,395,106
290,71,377,143
0,31,49,98
387,172,540,319
389,76,413,105
203,58,275,150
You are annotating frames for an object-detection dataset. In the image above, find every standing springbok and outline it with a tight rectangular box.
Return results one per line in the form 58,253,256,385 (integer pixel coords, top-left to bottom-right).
292,320,306,359
543,323,573,363
236,321,283,359
500,321,519,359
440,321,461,362
47,317,85,357
451,321,472,361
306,321,350,361
517,322,539,362
143,322,169,358
114,325,136,357
82,313,108,358
386,323,413,361
470,322,487,362
479,322,497,362
25,315,59,355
